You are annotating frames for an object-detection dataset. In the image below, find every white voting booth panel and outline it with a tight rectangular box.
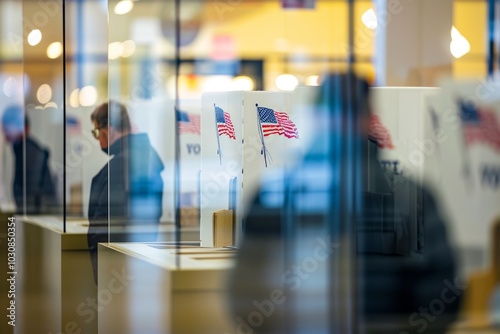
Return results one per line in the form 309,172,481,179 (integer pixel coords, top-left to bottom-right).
200,88,448,249
371,85,500,276
434,81,500,270
201,92,243,247
289,86,322,159
371,87,440,184
421,94,445,188
370,87,440,253
178,99,202,208
200,91,307,247
241,92,297,217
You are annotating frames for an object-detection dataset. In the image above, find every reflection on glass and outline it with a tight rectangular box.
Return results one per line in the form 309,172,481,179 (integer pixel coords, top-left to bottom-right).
1,105,58,214
16,0,65,223
46,42,63,59
2,0,497,333
27,29,42,46
107,0,177,250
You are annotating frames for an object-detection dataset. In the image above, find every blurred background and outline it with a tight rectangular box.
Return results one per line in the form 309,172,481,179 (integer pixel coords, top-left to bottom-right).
0,0,499,333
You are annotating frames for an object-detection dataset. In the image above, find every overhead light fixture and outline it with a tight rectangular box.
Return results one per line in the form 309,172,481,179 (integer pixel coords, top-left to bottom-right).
114,0,134,15
3,77,17,97
36,84,52,104
232,76,255,91
121,40,136,58
70,89,80,108
361,8,377,30
305,75,320,86
47,42,63,59
27,29,42,46
275,74,298,91
79,86,98,107
202,76,233,92
108,42,123,60
450,26,470,59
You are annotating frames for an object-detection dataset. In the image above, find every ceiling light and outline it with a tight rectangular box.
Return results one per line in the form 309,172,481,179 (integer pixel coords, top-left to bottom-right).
305,75,320,86
361,9,377,30
79,86,97,107
70,89,80,108
3,77,17,97
450,26,470,59
108,42,123,60
36,84,52,104
232,76,255,91
47,42,63,59
27,29,42,46
114,0,134,15
275,74,298,91
121,40,136,58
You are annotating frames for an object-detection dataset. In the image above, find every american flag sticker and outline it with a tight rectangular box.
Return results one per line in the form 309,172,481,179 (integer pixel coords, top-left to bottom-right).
257,106,299,139
66,115,81,135
215,106,236,140
178,110,200,135
458,99,500,153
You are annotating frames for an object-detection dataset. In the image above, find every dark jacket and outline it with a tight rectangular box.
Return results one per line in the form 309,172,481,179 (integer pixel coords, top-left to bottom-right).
228,140,460,334
87,133,164,283
12,136,57,214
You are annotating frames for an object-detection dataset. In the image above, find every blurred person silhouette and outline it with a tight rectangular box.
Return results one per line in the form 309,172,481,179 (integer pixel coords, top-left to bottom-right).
228,74,461,334
1,104,57,214
87,101,164,284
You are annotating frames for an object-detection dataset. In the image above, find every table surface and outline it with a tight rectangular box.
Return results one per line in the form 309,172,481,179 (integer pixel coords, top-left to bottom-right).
18,214,198,235
100,242,236,271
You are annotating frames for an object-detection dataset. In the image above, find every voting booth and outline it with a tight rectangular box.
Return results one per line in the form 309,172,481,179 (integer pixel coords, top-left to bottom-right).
369,87,440,254
2,0,498,332
200,91,306,247
427,80,500,328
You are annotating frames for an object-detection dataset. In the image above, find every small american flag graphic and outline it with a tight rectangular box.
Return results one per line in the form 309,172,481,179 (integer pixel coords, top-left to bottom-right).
178,110,200,135
66,116,81,135
215,106,236,139
458,99,500,152
257,106,299,139
368,114,394,149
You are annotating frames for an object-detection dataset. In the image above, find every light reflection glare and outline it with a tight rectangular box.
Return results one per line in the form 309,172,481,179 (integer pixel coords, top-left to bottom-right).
114,0,134,15
27,29,42,46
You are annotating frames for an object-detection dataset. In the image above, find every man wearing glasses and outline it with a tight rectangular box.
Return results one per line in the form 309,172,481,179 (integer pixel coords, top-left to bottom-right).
87,101,164,284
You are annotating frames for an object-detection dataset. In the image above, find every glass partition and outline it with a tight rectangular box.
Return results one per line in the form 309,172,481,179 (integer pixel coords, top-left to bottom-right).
106,0,177,243
2,1,499,333
188,1,367,332
6,0,109,231
0,1,24,215
13,0,65,229
64,0,108,225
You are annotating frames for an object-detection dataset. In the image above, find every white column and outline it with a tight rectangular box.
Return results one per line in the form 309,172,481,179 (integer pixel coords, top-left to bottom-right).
374,0,453,86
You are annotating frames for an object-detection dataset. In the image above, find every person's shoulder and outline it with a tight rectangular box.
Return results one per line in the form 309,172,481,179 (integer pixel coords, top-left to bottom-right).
92,164,109,183
25,136,49,155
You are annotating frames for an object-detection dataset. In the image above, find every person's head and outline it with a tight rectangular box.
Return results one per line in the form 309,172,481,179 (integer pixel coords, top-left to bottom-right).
1,105,28,143
316,73,371,138
90,101,131,150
